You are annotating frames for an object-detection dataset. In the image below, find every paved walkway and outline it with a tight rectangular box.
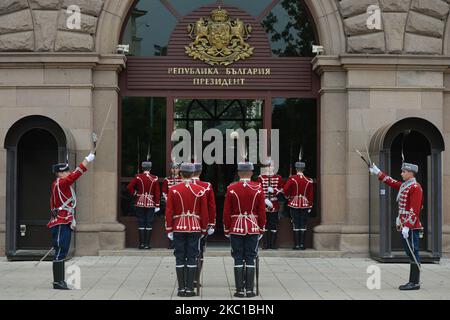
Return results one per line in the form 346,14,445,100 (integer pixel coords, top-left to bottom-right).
0,256,449,300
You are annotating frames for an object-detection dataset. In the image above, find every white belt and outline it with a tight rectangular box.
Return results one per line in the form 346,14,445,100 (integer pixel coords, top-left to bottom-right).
173,213,199,219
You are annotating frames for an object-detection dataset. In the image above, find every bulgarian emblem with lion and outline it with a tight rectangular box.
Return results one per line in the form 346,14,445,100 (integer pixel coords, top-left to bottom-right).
185,8,254,66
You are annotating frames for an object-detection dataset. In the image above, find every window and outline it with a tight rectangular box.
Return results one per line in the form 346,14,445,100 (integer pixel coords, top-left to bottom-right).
122,0,316,57
121,97,167,178
261,0,316,57
272,98,317,178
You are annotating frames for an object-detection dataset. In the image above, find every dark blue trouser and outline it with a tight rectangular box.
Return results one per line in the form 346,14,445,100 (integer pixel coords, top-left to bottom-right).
50,224,72,262
291,208,309,231
173,232,201,267
135,207,155,230
402,229,421,264
230,234,259,266
266,212,279,231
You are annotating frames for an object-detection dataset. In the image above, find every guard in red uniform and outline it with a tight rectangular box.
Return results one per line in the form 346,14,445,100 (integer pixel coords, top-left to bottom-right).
162,162,182,201
192,162,216,284
282,161,314,250
257,160,283,249
162,161,182,249
165,163,209,297
49,152,95,290
127,161,161,250
223,162,266,298
370,162,423,290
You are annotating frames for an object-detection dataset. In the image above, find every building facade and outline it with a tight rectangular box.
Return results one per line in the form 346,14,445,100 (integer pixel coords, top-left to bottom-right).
0,0,449,260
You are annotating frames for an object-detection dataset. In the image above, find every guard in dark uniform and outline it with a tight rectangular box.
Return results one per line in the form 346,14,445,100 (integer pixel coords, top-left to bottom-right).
162,161,183,249
257,160,283,249
127,161,161,249
48,152,95,290
370,162,423,290
282,161,314,250
223,162,266,298
192,162,216,284
165,163,209,297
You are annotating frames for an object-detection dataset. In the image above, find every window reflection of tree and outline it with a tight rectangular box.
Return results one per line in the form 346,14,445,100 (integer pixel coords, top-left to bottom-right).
261,0,315,57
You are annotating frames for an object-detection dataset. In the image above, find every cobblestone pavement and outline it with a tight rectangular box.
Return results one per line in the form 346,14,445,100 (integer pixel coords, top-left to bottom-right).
0,256,449,300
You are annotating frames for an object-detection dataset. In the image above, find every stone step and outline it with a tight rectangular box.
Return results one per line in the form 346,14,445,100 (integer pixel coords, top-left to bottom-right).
98,248,355,258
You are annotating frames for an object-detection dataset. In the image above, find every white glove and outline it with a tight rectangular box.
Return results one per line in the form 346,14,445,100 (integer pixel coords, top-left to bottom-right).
225,234,230,239
154,208,160,213
402,227,409,239
85,153,95,162
308,209,312,214
369,163,380,175
167,232,174,241
207,227,215,236
70,219,76,230
396,217,401,227
267,187,274,193
258,234,263,240
265,199,273,208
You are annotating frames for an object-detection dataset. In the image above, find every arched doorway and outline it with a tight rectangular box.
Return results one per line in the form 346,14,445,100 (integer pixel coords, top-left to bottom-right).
369,118,445,262
4,116,75,260
118,0,320,248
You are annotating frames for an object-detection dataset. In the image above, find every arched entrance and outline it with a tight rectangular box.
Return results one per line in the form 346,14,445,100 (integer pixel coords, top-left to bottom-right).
369,118,445,262
118,1,321,248
4,116,75,260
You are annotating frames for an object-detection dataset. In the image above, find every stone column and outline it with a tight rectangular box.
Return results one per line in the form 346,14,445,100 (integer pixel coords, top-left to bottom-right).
74,54,126,255
443,72,450,254
312,56,348,250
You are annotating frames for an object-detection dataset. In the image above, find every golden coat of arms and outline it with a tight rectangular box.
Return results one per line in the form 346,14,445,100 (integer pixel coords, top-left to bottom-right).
185,8,254,66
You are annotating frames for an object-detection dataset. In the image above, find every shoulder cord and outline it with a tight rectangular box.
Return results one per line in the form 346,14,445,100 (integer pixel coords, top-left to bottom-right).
55,179,76,213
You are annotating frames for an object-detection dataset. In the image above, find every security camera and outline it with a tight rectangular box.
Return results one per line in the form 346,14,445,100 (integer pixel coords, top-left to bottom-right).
312,45,324,55
116,44,130,55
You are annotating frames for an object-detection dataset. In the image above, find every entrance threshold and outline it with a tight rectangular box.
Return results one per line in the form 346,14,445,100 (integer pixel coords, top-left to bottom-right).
98,249,362,258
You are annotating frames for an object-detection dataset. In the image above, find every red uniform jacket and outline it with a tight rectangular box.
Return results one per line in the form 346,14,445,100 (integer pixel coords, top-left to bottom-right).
127,172,160,208
192,178,217,227
162,176,183,201
48,163,87,229
378,172,423,230
257,174,284,212
165,181,209,234
283,173,314,209
223,180,266,236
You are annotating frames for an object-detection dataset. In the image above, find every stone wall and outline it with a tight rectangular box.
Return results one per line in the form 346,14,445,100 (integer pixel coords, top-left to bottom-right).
0,0,104,52
338,0,450,54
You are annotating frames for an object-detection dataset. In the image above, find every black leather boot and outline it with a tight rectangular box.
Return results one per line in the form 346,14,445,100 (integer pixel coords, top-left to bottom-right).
52,260,71,290
263,231,270,250
233,266,245,298
176,267,185,297
144,229,152,249
270,231,278,249
245,267,256,297
185,267,197,297
299,230,306,250
400,263,420,290
293,231,301,250
138,229,145,249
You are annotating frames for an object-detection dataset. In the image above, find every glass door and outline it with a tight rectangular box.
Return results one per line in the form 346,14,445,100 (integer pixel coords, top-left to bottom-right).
173,99,264,241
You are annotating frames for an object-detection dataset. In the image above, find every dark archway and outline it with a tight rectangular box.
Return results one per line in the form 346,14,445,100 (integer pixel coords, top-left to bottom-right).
4,116,75,260
369,118,445,262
